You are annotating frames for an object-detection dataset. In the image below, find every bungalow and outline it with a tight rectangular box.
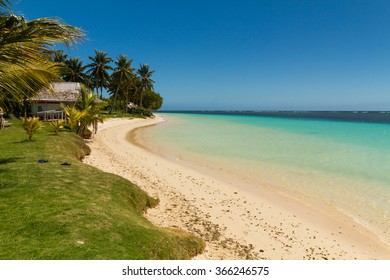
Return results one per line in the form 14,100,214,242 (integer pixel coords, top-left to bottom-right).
30,82,81,121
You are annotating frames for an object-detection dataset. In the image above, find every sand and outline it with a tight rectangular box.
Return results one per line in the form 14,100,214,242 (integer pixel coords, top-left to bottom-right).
83,116,390,260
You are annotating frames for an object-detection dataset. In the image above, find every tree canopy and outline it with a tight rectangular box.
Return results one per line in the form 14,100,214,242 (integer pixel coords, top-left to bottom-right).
0,0,163,115
0,0,84,109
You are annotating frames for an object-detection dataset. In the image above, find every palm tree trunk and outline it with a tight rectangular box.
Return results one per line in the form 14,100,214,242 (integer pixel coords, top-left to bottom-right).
114,72,123,111
139,89,144,108
125,89,129,113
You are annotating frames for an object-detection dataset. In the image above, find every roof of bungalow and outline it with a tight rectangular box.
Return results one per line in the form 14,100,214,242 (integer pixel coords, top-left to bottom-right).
31,82,81,103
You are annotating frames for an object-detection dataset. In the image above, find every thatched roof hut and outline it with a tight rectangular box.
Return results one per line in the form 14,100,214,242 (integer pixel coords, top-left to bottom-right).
32,82,81,103
30,82,81,120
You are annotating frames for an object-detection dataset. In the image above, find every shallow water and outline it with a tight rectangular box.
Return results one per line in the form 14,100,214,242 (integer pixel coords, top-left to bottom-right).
137,112,390,245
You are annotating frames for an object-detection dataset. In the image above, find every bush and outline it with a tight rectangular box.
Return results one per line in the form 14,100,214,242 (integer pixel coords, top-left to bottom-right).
21,117,43,141
130,107,153,117
143,91,163,111
49,120,64,135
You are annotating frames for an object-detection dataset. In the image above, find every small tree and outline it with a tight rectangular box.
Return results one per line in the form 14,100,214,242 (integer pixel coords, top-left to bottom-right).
76,85,105,136
50,119,64,135
21,117,43,141
63,105,86,132
142,91,163,111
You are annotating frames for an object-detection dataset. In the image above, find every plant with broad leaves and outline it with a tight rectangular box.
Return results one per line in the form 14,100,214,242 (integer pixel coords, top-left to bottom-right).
21,117,43,141
50,119,64,135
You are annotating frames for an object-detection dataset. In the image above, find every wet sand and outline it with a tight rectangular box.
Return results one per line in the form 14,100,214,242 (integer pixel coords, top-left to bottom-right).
83,116,390,259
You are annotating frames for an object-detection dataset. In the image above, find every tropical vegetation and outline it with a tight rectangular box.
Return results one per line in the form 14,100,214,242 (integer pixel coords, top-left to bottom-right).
21,116,42,141
0,0,163,118
0,0,84,112
49,119,64,135
0,119,204,259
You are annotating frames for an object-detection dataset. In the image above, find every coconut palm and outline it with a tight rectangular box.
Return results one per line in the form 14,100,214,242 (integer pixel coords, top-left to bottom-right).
0,1,84,108
137,64,155,108
51,50,68,63
50,50,68,79
63,57,88,83
110,54,134,111
76,85,104,135
86,50,113,98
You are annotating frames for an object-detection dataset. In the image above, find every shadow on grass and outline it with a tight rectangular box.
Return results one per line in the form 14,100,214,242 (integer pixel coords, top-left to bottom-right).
0,157,20,174
13,139,35,144
0,157,20,165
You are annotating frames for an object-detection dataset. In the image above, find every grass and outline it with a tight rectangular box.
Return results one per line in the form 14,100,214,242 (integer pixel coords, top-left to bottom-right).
0,119,204,259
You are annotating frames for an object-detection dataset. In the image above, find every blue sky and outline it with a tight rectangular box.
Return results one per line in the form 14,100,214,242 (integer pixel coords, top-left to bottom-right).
13,0,390,110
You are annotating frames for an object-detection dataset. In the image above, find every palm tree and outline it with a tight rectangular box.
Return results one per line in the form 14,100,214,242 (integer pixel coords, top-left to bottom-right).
137,64,155,108
127,75,141,108
0,1,84,109
50,50,68,79
86,50,113,98
110,54,134,111
51,50,68,63
63,57,88,83
76,85,104,135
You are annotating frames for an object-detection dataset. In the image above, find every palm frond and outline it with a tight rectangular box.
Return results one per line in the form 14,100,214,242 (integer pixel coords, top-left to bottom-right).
0,11,84,107
0,0,12,10
0,61,60,102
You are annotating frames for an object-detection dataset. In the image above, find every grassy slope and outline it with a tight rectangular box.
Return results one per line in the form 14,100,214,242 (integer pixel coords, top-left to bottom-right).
0,120,204,259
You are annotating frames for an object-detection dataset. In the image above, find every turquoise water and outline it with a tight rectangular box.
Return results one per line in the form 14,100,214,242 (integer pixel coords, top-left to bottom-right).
138,113,390,244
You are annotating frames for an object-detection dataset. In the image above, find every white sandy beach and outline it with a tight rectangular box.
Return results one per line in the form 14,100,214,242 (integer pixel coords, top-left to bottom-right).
83,116,390,260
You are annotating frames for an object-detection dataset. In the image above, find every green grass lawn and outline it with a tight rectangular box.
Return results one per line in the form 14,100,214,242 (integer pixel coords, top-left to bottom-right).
0,120,204,259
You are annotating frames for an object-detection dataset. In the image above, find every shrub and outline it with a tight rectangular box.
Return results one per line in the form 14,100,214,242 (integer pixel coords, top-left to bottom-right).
130,107,153,117
49,120,64,135
21,117,43,141
63,106,86,132
143,91,163,111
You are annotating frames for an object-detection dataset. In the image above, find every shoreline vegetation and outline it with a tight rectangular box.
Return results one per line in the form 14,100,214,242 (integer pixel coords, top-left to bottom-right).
0,118,204,259
84,115,390,260
0,0,162,121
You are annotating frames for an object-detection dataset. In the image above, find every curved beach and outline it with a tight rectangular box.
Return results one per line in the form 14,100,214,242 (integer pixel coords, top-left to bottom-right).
83,116,390,260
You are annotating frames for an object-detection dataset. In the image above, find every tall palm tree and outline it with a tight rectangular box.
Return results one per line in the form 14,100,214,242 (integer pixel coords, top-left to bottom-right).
110,54,134,111
0,1,84,108
63,57,88,83
137,64,155,108
86,50,113,98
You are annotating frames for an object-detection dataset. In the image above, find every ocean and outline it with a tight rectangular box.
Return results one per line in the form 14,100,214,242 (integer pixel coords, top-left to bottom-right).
134,111,390,245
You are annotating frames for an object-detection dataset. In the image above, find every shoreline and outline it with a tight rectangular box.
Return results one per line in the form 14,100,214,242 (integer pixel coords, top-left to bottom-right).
83,116,390,259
